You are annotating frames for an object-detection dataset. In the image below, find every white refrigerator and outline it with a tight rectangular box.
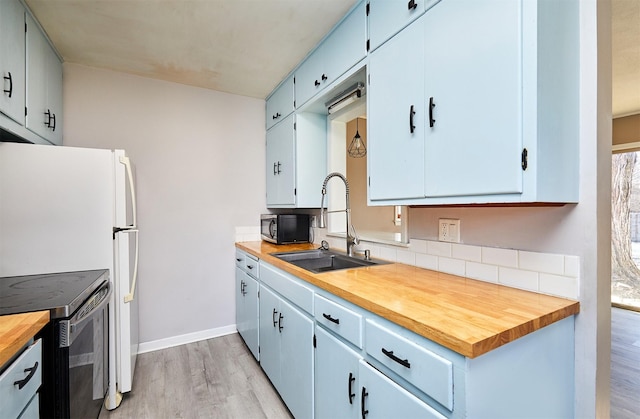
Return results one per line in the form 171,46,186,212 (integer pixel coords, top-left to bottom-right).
0,142,139,409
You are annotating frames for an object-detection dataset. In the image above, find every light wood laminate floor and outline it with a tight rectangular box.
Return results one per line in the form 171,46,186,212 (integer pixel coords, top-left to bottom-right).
99,333,292,419
612,307,640,419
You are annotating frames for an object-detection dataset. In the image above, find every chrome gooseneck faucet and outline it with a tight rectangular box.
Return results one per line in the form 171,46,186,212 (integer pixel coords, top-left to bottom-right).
320,172,359,257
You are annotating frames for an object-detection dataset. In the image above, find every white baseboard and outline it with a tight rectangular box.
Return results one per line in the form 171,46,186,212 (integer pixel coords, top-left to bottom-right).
137,324,237,354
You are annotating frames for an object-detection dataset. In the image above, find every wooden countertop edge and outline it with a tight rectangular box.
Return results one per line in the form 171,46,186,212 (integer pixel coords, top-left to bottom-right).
236,242,580,358
0,311,50,366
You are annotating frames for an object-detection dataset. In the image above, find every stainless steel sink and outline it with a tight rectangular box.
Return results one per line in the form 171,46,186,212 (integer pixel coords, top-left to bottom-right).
271,249,388,273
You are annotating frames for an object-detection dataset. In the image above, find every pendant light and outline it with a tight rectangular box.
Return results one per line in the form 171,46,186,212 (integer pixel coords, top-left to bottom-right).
348,118,366,158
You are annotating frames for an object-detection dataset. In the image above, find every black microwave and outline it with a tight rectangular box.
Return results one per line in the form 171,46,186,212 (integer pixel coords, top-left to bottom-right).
261,214,310,244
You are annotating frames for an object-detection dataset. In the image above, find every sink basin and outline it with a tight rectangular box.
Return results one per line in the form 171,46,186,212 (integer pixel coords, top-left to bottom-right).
271,249,388,273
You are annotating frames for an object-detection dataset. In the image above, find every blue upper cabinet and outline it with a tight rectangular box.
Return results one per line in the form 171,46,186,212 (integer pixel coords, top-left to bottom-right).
266,75,294,130
0,0,26,126
295,1,367,108
368,17,426,201
368,0,579,205
367,0,440,53
423,0,523,198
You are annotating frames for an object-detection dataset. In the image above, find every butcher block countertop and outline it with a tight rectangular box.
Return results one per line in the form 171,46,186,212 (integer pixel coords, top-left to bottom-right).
0,311,49,366
236,241,580,358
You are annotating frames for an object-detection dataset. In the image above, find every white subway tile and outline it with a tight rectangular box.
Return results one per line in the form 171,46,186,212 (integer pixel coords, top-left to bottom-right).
519,251,564,275
379,246,398,262
539,273,579,300
482,247,518,268
564,255,580,277
427,241,452,257
416,253,438,271
452,244,481,262
498,267,539,292
396,249,416,265
438,257,466,276
466,262,499,283
409,239,428,254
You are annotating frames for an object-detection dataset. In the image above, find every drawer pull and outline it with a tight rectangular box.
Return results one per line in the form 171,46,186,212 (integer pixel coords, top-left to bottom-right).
409,105,416,133
322,313,340,325
348,372,356,404
247,264,254,270
235,258,242,262
408,0,417,10
3,72,12,97
272,309,278,327
278,313,284,332
381,348,411,369
361,386,369,418
429,96,436,128
13,361,38,390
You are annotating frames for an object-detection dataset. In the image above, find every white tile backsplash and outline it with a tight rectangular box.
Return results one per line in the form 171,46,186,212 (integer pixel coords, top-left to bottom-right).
466,261,499,283
452,243,482,262
564,255,580,277
407,238,579,300
235,229,580,301
427,241,452,257
519,251,564,275
415,253,438,270
396,249,416,266
438,257,466,276
499,267,539,292
539,273,579,300
482,246,518,268
409,239,428,254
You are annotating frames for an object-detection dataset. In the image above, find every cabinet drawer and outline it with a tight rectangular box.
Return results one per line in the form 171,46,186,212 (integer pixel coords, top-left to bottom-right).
260,262,313,314
0,339,42,419
365,320,453,411
314,294,362,348
244,254,259,279
235,250,246,269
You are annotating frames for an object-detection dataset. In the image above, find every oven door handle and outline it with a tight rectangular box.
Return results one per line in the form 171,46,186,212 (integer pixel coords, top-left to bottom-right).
60,282,112,348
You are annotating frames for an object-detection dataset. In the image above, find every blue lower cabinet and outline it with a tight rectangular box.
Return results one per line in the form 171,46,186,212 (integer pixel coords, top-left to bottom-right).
314,327,361,419
259,285,314,418
358,359,446,419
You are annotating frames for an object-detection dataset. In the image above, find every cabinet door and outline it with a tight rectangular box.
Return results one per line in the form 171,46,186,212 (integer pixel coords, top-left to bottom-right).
26,14,62,145
45,44,63,145
25,14,49,141
295,48,325,109
258,285,281,391
323,1,367,85
315,327,361,419
0,0,26,124
266,75,294,130
359,360,446,419
279,297,314,419
236,269,259,361
368,0,435,52
266,114,295,206
423,0,522,197
368,18,426,201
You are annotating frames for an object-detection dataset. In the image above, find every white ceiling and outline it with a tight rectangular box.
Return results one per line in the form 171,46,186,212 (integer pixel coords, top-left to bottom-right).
24,0,640,115
24,0,358,99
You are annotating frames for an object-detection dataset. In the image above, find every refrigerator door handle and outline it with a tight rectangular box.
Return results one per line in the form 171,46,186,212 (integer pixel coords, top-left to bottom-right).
119,155,137,228
123,229,139,303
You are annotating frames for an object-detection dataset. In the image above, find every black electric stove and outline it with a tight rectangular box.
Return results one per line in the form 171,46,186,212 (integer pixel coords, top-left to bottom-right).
0,269,111,419
0,269,108,318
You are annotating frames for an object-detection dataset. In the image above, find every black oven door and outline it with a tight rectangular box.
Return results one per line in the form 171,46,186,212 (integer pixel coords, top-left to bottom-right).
55,281,111,418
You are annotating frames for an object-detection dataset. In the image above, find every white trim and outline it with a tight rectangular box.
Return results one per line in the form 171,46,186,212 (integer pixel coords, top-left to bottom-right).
137,324,237,354
612,141,640,153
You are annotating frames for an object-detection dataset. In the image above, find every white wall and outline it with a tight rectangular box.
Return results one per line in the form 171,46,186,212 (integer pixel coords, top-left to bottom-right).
62,63,266,345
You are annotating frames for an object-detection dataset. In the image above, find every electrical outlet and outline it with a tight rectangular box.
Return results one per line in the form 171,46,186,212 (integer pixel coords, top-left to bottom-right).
438,219,460,243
